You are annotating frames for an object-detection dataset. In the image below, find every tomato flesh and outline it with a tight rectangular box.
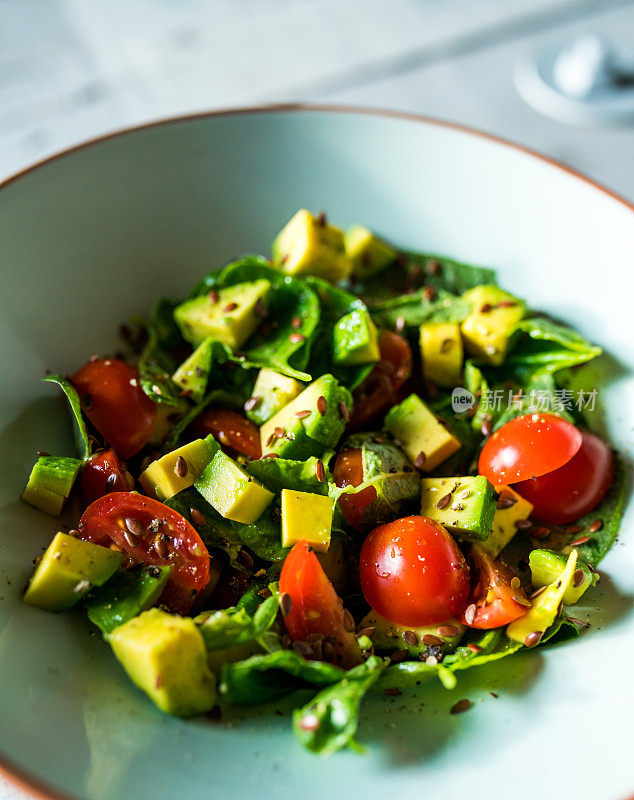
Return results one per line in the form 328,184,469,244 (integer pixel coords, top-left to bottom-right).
333,448,377,531
458,546,529,629
514,431,614,524
349,331,412,428
359,516,470,627
80,449,131,506
279,541,362,669
78,492,210,614
72,358,157,459
190,409,261,460
479,412,582,485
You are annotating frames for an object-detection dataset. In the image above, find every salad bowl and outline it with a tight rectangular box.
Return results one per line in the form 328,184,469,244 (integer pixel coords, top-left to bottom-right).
0,105,633,800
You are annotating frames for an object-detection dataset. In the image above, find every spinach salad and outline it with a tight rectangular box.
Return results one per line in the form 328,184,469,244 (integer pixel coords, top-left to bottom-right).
21,209,625,755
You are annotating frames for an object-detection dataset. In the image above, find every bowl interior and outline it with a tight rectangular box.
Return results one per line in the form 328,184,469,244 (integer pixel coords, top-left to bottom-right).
0,108,632,800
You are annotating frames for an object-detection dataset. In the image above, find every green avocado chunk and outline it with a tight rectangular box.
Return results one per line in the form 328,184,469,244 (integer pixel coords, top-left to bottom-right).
172,337,215,402
460,285,526,366
332,309,380,366
344,224,396,279
174,279,270,350
85,565,173,634
420,475,497,542
359,609,465,658
245,368,305,426
21,455,82,517
195,450,274,524
108,608,217,717
529,549,598,605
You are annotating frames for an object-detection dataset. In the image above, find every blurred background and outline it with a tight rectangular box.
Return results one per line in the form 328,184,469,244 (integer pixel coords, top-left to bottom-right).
1,0,634,199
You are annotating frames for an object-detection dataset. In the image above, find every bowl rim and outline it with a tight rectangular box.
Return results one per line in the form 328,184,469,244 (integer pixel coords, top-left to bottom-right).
1,101,632,800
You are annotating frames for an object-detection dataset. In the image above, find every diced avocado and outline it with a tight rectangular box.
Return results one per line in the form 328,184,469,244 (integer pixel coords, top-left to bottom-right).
246,368,305,427
21,455,82,517
460,285,526,366
85,565,173,634
420,322,463,387
507,550,578,644
139,435,219,501
108,608,217,717
281,489,334,552
344,224,396,279
260,374,352,458
271,209,351,283
174,279,271,350
146,400,186,446
333,309,380,366
420,476,497,542
24,532,124,612
384,393,460,472
480,486,533,558
359,609,465,657
172,338,215,402
529,549,598,605
195,450,274,524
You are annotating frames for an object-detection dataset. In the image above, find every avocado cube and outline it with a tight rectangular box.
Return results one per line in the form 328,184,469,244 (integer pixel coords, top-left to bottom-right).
85,565,173,635
460,285,526,366
108,608,217,717
246,368,305,427
420,476,497,542
24,532,124,612
529,549,597,605
384,393,460,472
344,225,396,279
172,338,215,402
21,455,82,517
507,550,578,644
174,279,271,350
146,400,187,446
195,450,274,524
260,374,352,458
360,609,465,658
281,489,334,552
333,309,380,366
420,322,463,388
139,436,219,501
271,209,351,283
480,486,533,558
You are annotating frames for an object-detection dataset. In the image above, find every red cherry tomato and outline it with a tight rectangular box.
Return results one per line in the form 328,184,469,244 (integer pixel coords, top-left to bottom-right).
78,492,210,614
190,409,261,460
479,413,582,485
458,546,530,629
333,447,377,531
72,358,157,459
80,449,131,506
359,516,470,627
279,541,362,669
349,331,412,429
514,431,614,525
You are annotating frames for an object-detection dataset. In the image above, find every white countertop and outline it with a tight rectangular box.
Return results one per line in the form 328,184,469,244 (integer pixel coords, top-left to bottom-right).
2,1,633,798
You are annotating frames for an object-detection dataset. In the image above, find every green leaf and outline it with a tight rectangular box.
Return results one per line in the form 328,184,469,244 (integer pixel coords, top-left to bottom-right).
293,656,387,755
492,372,575,431
138,298,186,406
42,374,92,459
368,288,471,330
195,594,279,651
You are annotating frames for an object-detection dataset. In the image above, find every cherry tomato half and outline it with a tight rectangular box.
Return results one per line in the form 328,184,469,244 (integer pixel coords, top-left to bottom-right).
333,447,377,531
479,412,582,485
190,409,261,460
359,516,470,627
514,431,614,525
72,358,157,459
80,449,132,506
349,331,412,429
78,492,210,614
458,546,530,629
279,541,362,669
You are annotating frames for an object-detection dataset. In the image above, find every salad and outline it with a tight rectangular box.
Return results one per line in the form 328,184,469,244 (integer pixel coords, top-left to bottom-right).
21,209,625,755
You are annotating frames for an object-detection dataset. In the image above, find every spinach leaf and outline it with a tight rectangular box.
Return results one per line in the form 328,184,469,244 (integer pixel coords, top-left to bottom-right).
42,374,92,459
195,594,279,651
306,277,374,391
293,656,387,755
368,288,471,330
246,456,331,496
138,298,186,406
192,256,320,382
219,649,347,705
492,372,576,431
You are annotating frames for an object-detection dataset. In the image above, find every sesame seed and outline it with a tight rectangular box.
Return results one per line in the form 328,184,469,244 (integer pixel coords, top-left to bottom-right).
244,396,261,412
415,452,426,469
589,519,603,533
450,699,473,715
339,401,350,422
315,459,325,482
464,603,477,625
573,568,586,588
294,409,311,419
289,333,305,344
280,592,293,618
437,625,459,637
570,535,590,547
317,395,327,416
524,631,542,647
436,492,452,510
174,456,188,478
